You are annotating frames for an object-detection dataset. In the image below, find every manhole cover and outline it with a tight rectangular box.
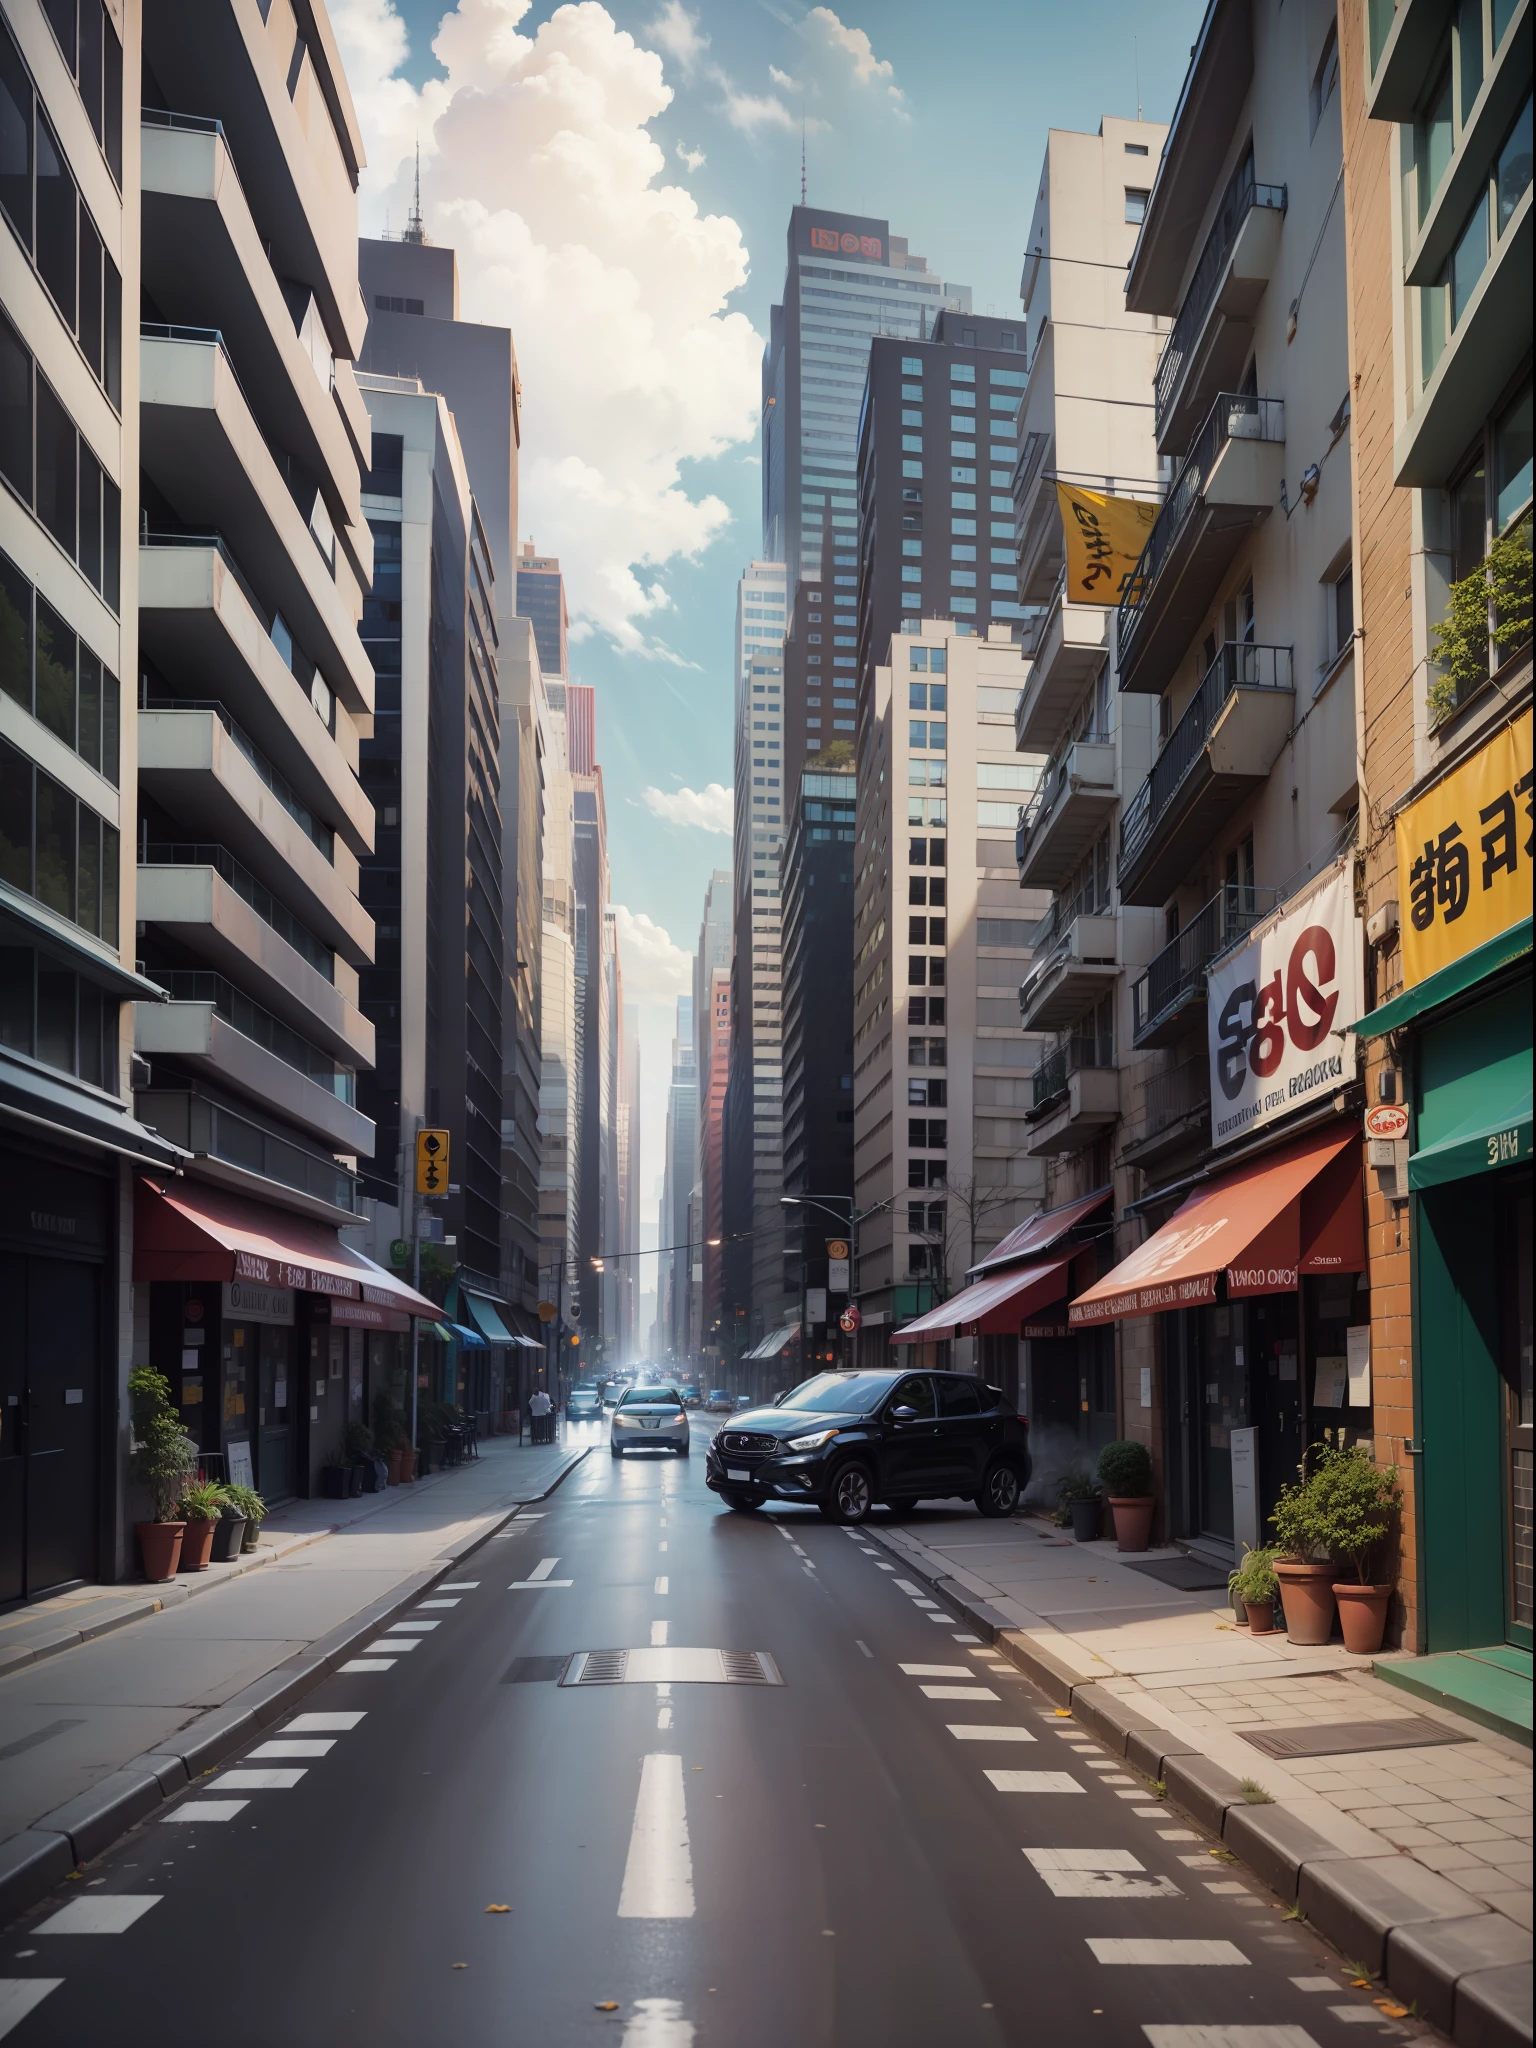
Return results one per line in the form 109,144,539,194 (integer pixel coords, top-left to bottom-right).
1241,1716,1472,1759
502,1656,572,1684
562,1648,783,1686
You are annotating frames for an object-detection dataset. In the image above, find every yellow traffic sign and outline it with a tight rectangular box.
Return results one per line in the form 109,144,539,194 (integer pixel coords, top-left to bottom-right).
415,1128,450,1195
537,1301,558,1323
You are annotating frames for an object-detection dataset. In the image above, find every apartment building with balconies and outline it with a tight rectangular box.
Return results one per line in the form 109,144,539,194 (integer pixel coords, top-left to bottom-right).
1339,0,1530,1688
1074,0,1370,1565
126,2,447,1512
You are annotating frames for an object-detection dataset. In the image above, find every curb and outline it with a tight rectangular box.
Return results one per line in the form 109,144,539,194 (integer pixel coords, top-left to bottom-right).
0,1444,591,1932
866,1522,1533,2048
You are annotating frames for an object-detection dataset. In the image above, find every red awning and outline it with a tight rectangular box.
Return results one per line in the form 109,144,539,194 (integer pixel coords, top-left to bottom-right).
968,1187,1112,1277
133,1178,438,1319
1069,1127,1364,1327
892,1257,1072,1343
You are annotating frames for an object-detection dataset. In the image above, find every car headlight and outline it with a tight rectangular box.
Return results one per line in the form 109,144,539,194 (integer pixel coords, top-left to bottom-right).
785,1427,841,1451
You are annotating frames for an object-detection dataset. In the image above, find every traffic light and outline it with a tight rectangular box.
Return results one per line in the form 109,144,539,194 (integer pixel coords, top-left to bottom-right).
415,1128,450,1195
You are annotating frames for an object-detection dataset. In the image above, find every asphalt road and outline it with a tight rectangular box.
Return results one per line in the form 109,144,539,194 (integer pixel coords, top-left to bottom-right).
1,1421,1437,2047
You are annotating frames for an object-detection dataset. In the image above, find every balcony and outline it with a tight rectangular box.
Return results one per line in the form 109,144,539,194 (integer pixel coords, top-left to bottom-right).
1025,1030,1119,1157
1129,884,1283,1048
135,1087,362,1226
139,329,373,714
1017,911,1120,1033
137,845,375,1068
1014,736,1117,889
1117,643,1294,907
138,536,373,857
140,113,369,586
138,705,374,966
1119,1054,1212,1171
135,969,372,1156
140,7,368,362
1154,157,1286,454
1116,393,1285,694
1365,0,1454,120
1013,581,1110,750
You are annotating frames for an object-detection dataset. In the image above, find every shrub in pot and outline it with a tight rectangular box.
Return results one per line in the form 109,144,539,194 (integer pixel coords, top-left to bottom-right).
210,1492,247,1563
129,1367,197,1582
1057,1468,1100,1543
177,1479,225,1571
1228,1544,1281,1634
1309,1444,1401,1654
223,1483,267,1553
1096,1439,1155,1552
1270,1450,1339,1644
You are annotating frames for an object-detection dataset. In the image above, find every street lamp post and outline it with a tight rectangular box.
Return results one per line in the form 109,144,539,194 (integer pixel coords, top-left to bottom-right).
780,1193,896,1364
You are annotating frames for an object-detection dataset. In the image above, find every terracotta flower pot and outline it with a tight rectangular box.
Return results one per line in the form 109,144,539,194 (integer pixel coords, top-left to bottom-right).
1333,1582,1392,1655
1108,1496,1154,1552
137,1521,185,1582
388,1447,407,1484
1244,1599,1275,1634
1275,1561,1337,1645
398,1448,417,1483
179,1517,217,1571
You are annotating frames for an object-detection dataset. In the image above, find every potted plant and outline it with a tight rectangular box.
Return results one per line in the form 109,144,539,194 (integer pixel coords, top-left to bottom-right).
1270,1449,1337,1645
1057,1468,1101,1543
129,1367,196,1582
1228,1544,1281,1633
1097,1439,1155,1552
345,1422,388,1493
373,1393,411,1484
210,1488,247,1563
1312,1444,1402,1654
177,1479,225,1571
223,1483,267,1553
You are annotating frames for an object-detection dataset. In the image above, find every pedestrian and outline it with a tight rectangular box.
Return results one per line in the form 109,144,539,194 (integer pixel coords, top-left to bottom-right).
529,1384,553,1445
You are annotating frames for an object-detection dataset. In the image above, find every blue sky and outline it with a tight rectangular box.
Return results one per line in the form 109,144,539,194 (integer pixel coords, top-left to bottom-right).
338,0,1202,1286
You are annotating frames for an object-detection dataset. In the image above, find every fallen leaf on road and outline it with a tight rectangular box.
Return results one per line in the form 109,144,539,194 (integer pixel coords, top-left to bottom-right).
485,1905,511,1913
594,2002,619,2011
1377,2004,1409,2018
1053,1709,1072,1719
1351,1978,1371,1988
452,1963,467,1970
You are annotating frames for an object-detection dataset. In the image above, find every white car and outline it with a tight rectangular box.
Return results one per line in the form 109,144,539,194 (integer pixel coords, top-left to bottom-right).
610,1385,690,1458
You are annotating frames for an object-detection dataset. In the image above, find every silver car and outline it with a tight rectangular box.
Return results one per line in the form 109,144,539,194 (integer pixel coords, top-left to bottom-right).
610,1384,690,1458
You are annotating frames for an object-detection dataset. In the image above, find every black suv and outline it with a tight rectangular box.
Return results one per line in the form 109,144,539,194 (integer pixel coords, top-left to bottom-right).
704,1368,1031,1524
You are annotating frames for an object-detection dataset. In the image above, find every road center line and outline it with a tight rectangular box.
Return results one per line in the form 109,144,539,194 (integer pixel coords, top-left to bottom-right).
617,1756,695,1920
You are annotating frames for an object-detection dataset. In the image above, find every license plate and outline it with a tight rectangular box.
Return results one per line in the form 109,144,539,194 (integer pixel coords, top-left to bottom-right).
727,1467,750,1482
641,1418,659,1428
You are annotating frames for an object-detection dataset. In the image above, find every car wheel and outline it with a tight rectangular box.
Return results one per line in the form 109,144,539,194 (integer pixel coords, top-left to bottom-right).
676,1443,690,1458
823,1460,874,1525
610,1445,623,1460
977,1459,1021,1518
725,1492,760,1512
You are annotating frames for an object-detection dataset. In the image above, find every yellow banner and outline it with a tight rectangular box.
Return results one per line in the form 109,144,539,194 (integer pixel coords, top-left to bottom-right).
1055,482,1159,606
1397,708,1533,989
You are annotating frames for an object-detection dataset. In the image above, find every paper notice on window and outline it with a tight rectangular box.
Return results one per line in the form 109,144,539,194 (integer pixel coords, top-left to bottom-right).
1313,1355,1347,1408
1346,1325,1371,1406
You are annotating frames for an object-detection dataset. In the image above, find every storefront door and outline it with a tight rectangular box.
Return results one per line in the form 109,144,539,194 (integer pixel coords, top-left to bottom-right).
0,1253,101,1601
1500,1180,1532,1646
257,1325,294,1503
1198,1305,1250,1546
1249,1292,1305,1520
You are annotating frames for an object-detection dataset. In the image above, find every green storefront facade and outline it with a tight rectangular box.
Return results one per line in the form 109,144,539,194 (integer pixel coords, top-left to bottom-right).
1359,916,1533,1730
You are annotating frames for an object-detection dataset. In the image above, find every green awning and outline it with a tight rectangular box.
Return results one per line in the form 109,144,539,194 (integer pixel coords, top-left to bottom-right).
463,1291,516,1345
1410,1090,1533,1189
1353,917,1531,1038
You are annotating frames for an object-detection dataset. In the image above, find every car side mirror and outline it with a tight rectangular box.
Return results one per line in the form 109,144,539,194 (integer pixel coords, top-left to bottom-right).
772,1392,786,1406
891,1404,919,1422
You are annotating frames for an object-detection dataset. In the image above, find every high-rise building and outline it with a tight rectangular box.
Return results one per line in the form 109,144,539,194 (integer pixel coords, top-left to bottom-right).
618,1000,641,1359
698,963,731,1366
660,994,697,1360
779,763,856,1358
690,868,731,1352
571,732,610,1368
849,621,1042,1360
127,2,433,1529
735,559,786,684
538,684,578,1334
515,540,569,682
761,206,970,608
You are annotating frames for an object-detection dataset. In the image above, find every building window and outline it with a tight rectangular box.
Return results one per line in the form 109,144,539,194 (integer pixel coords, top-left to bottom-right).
1310,23,1339,135
38,1,122,184
0,313,119,606
1125,188,1150,223
0,943,116,1089
0,734,119,942
0,547,118,782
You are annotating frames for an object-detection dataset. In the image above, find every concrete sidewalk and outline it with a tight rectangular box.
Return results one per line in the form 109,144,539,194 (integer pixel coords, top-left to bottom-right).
874,1507,1532,2046
0,1433,590,1926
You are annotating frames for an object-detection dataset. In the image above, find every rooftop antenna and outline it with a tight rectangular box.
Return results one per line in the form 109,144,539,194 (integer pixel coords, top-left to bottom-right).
1134,38,1142,121
800,114,807,206
403,138,426,245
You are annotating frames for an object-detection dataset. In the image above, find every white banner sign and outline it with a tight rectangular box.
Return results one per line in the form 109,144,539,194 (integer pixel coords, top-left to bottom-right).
827,1258,850,1292
806,1288,828,1325
1208,865,1362,1148
222,1279,296,1326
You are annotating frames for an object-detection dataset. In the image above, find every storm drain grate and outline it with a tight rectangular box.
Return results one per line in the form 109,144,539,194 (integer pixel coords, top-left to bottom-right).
562,1648,783,1687
1240,1716,1472,1759
501,1656,573,1684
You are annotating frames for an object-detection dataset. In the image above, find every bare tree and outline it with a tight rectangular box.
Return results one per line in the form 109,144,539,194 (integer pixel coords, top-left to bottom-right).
914,1173,1017,1301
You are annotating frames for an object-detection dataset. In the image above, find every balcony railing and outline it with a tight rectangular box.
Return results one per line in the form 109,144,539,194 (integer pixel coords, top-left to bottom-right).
143,968,355,1102
206,1099,359,1211
1131,883,1283,1043
140,696,334,861
1118,642,1293,879
142,842,334,979
1032,1026,1115,1113
1154,156,1287,435
1018,725,1112,838
1141,1054,1212,1143
1117,393,1285,667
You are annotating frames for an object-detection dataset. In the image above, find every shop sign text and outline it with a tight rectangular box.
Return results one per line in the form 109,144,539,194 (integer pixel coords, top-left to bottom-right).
1396,708,1531,989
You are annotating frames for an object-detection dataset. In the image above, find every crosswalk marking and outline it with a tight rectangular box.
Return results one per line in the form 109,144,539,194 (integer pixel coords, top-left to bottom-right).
161,1800,250,1823
36,1897,161,1935
945,1725,1036,1742
1088,1938,1247,1966
919,1685,998,1701
983,1770,1083,1794
249,1739,334,1758
338,1659,395,1672
0,1981,62,2039
1023,1850,1181,1900
1141,2031,1320,2047
283,1713,365,1733
899,1664,972,1677
216,1769,306,1790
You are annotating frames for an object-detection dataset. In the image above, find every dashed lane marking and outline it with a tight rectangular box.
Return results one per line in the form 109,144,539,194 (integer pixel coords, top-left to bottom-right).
920,1685,999,1701
365,1638,420,1653
161,1801,250,1824
1023,1851,1181,1901
385,1621,440,1633
655,1577,670,1595
284,1713,364,1733
338,1659,395,1673
945,1725,1036,1742
438,1582,480,1590
616,1757,694,1921
1142,2030,1320,2047
417,1599,461,1609
1088,1940,1247,1966
36,1897,162,1935
899,1664,972,1677
216,1769,307,1790
248,1739,335,1759
982,1771,1084,1794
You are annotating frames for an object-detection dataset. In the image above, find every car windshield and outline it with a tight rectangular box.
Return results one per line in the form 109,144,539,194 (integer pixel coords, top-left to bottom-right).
778,1372,896,1414
618,1388,681,1409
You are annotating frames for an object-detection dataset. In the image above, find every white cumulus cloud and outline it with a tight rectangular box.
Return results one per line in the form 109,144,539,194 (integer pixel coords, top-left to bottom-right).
648,0,709,79
614,904,694,1002
641,782,733,834
330,0,762,654
674,139,706,171
805,7,904,102
718,84,797,133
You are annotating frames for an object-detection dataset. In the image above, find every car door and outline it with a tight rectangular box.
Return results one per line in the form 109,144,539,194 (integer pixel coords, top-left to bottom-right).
877,1373,943,1498
933,1374,986,1495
